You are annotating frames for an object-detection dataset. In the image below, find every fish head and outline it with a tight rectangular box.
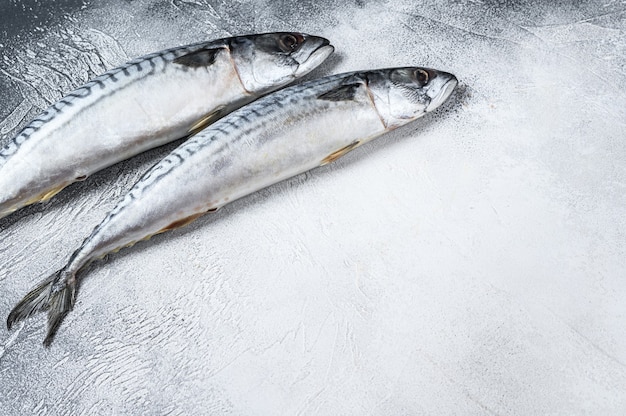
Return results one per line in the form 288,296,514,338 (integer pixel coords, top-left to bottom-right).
229,32,334,94
364,67,457,129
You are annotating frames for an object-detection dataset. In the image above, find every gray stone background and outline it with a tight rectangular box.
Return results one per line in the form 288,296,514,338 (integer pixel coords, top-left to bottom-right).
1,0,625,414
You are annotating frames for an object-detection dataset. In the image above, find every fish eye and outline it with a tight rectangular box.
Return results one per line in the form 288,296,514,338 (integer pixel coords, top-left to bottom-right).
279,34,300,53
414,69,429,85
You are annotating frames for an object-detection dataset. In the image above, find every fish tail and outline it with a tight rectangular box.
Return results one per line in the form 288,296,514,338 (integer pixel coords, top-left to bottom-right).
6,273,58,330
6,269,77,346
43,273,77,347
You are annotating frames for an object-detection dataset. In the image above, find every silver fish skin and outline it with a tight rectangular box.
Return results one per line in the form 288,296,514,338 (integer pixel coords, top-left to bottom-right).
0,32,333,219
7,67,457,345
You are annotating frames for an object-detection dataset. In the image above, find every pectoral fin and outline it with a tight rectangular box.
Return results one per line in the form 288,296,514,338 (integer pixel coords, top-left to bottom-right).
187,107,225,136
321,141,361,166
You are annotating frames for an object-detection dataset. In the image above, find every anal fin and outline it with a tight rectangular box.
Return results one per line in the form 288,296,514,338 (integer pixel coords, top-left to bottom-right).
321,141,361,166
109,208,220,254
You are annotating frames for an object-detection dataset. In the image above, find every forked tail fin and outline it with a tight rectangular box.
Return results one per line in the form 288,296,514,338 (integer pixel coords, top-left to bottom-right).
6,272,59,329
6,269,76,346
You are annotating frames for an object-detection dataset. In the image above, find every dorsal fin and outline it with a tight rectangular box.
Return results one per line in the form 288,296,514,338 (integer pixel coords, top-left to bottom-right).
317,83,362,102
174,47,223,68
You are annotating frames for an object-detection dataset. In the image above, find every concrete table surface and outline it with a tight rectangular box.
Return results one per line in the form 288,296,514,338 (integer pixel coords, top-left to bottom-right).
1,1,625,414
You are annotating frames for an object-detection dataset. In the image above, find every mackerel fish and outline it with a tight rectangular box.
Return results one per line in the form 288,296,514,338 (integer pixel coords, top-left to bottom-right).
7,66,457,345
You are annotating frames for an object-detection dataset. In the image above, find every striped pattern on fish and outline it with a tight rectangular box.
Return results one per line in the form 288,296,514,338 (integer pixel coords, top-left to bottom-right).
6,66,458,346
0,41,220,166
0,32,333,219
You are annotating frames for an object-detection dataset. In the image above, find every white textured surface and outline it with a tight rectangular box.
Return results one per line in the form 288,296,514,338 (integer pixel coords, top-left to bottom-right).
1,0,625,414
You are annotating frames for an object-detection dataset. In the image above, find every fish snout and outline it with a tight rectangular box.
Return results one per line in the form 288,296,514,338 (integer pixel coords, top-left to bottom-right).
426,70,458,112
293,35,334,77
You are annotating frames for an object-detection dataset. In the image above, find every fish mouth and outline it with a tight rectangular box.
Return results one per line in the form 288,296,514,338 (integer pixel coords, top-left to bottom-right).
426,72,458,112
294,37,334,77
